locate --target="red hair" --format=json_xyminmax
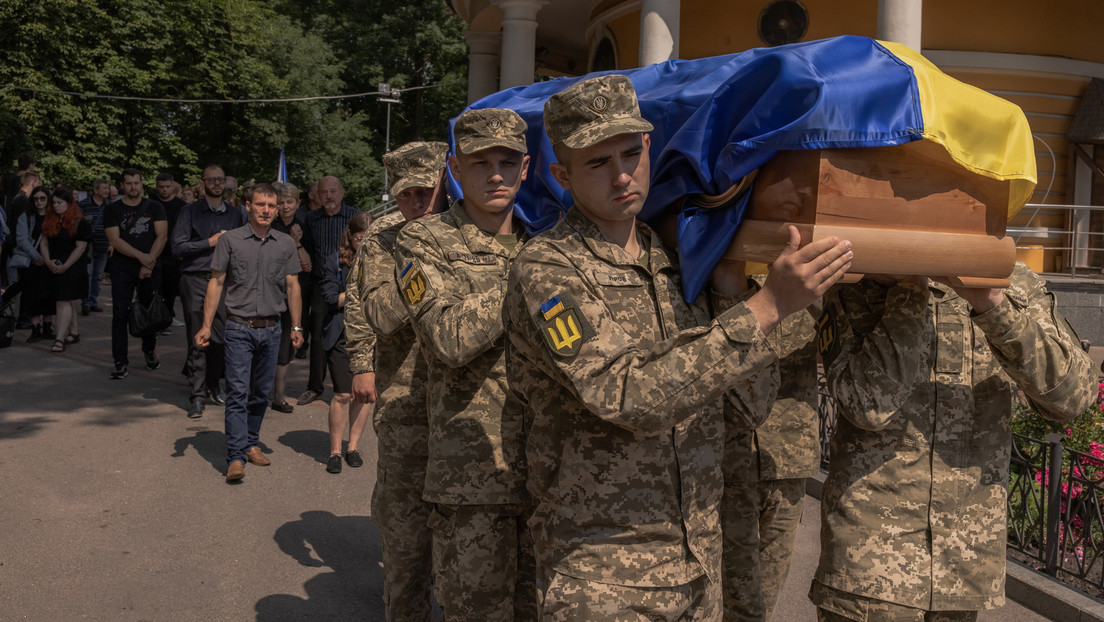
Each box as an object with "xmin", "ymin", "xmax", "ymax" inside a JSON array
[{"xmin": 42, "ymin": 190, "xmax": 82, "ymax": 238}]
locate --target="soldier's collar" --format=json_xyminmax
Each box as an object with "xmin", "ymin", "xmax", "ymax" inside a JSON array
[{"xmin": 565, "ymin": 209, "xmax": 672, "ymax": 272}]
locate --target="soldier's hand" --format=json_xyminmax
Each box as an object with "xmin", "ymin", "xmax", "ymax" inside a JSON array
[
  {"xmin": 353, "ymin": 372, "xmax": 378, "ymax": 404},
  {"xmin": 748, "ymin": 225, "xmax": 851, "ymax": 334}
]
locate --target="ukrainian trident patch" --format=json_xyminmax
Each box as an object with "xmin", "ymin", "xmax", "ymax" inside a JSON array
[
  {"xmin": 816, "ymin": 306, "xmax": 840, "ymax": 362},
  {"xmin": 399, "ymin": 260, "xmax": 429, "ymax": 306},
  {"xmin": 538, "ymin": 294, "xmax": 590, "ymax": 358}
]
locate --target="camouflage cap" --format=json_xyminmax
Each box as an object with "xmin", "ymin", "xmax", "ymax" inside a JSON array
[
  {"xmin": 383, "ymin": 141, "xmax": 448, "ymax": 197},
  {"xmin": 453, "ymin": 108, "xmax": 528, "ymax": 155},
  {"xmin": 544, "ymin": 74, "xmax": 654, "ymax": 149}
]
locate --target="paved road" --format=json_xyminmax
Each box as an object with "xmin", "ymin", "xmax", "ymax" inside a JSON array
[{"xmin": 0, "ymin": 292, "xmax": 1052, "ymax": 620}]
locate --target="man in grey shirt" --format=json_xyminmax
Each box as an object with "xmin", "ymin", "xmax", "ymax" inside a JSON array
[{"xmin": 195, "ymin": 183, "xmax": 303, "ymax": 483}]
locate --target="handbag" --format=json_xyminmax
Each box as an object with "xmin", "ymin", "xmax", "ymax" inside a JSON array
[{"xmin": 128, "ymin": 291, "xmax": 173, "ymax": 338}]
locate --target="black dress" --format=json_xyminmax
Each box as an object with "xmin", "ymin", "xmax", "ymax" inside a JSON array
[
  {"xmin": 19, "ymin": 212, "xmax": 54, "ymax": 317},
  {"xmin": 47, "ymin": 219, "xmax": 92, "ymax": 302}
]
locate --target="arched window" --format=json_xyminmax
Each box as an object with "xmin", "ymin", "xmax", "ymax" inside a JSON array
[{"xmin": 591, "ymin": 35, "xmax": 617, "ymax": 72}]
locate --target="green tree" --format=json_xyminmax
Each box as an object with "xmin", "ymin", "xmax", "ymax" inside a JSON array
[{"xmin": 0, "ymin": 0, "xmax": 394, "ymax": 207}]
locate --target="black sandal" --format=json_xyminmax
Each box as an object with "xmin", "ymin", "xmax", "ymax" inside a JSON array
[
  {"xmin": 64, "ymin": 333, "xmax": 80, "ymax": 344},
  {"xmin": 51, "ymin": 339, "xmax": 66, "ymax": 353}
]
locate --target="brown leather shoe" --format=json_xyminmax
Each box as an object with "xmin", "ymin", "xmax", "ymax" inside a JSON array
[
  {"xmin": 226, "ymin": 460, "xmax": 245, "ymax": 482},
  {"xmin": 245, "ymin": 447, "xmax": 271, "ymax": 466}
]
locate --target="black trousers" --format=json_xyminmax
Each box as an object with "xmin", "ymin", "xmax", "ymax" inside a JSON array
[
  {"xmin": 179, "ymin": 271, "xmax": 226, "ymax": 400},
  {"xmin": 161, "ymin": 262, "xmax": 181, "ymax": 319},
  {"xmin": 109, "ymin": 263, "xmax": 160, "ymax": 365},
  {"xmin": 307, "ymin": 284, "xmax": 329, "ymax": 393}
]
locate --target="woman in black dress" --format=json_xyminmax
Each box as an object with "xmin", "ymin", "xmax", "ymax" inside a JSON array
[
  {"xmin": 17, "ymin": 186, "xmax": 55, "ymax": 342},
  {"xmin": 39, "ymin": 187, "xmax": 90, "ymax": 352}
]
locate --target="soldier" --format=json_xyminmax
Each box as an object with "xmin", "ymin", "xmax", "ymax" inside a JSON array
[
  {"xmin": 812, "ymin": 267, "xmax": 1097, "ymax": 620},
  {"xmin": 503, "ymin": 74, "xmax": 853, "ymax": 619},
  {"xmin": 720, "ymin": 155, "xmax": 823, "ymax": 622},
  {"xmin": 346, "ymin": 141, "xmax": 449, "ymax": 621},
  {"xmin": 393, "ymin": 110, "xmax": 538, "ymax": 620}
]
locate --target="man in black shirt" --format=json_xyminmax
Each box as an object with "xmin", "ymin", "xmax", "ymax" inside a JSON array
[
  {"xmin": 154, "ymin": 172, "xmax": 187, "ymax": 330},
  {"xmin": 172, "ymin": 164, "xmax": 247, "ymax": 418},
  {"xmin": 296, "ymin": 175, "xmax": 355, "ymax": 405},
  {"xmin": 104, "ymin": 168, "xmax": 167, "ymax": 379}
]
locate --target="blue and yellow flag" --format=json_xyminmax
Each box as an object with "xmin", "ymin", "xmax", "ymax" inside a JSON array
[{"xmin": 453, "ymin": 35, "xmax": 1036, "ymax": 301}]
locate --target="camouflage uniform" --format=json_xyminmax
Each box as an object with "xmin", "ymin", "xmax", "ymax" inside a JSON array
[
  {"xmin": 723, "ymin": 277, "xmax": 820, "ymax": 622},
  {"xmin": 393, "ymin": 109, "xmax": 537, "ymax": 622},
  {"xmin": 345, "ymin": 141, "xmax": 447, "ymax": 622},
  {"xmin": 503, "ymin": 74, "xmax": 781, "ymax": 620},
  {"xmin": 812, "ymin": 264, "xmax": 1097, "ymax": 619}
]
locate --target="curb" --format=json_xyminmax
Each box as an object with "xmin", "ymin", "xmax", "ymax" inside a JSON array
[
  {"xmin": 805, "ymin": 472, "xmax": 1104, "ymax": 621},
  {"xmin": 1006, "ymin": 560, "xmax": 1104, "ymax": 622}
]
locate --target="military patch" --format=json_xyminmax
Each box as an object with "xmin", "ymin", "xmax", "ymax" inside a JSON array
[
  {"xmin": 399, "ymin": 261, "xmax": 430, "ymax": 306},
  {"xmin": 816, "ymin": 306, "xmax": 841, "ymax": 362},
  {"xmin": 538, "ymin": 295, "xmax": 591, "ymax": 358}
]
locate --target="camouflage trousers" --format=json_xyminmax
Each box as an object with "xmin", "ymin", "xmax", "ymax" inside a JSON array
[
  {"xmin": 428, "ymin": 502, "xmax": 539, "ymax": 621},
  {"xmin": 371, "ymin": 421, "xmax": 434, "ymax": 622},
  {"xmin": 721, "ymin": 477, "xmax": 806, "ymax": 622},
  {"xmin": 810, "ymin": 581, "xmax": 979, "ymax": 622},
  {"xmin": 539, "ymin": 572, "xmax": 719, "ymax": 621}
]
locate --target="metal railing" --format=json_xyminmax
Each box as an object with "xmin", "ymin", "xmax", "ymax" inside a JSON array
[
  {"xmin": 1007, "ymin": 432, "xmax": 1104, "ymax": 591},
  {"xmin": 1011, "ymin": 203, "xmax": 1104, "ymax": 277}
]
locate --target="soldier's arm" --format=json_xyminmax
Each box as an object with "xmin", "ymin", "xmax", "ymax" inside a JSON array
[
  {"xmin": 361, "ymin": 235, "xmax": 408, "ymax": 337},
  {"xmin": 969, "ymin": 265, "xmax": 1097, "ymax": 421},
  {"xmin": 508, "ymin": 247, "xmax": 779, "ymax": 435},
  {"xmin": 819, "ymin": 279, "xmax": 931, "ymax": 431},
  {"xmin": 344, "ymin": 242, "xmax": 376, "ymax": 375},
  {"xmin": 394, "ymin": 224, "xmax": 506, "ymax": 368}
]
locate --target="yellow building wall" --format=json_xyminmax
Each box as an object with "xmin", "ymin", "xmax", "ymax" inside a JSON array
[{"xmin": 924, "ymin": 0, "xmax": 1104, "ymax": 65}]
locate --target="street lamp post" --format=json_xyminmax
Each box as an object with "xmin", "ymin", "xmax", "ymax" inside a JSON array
[{"xmin": 378, "ymin": 82, "xmax": 401, "ymax": 201}]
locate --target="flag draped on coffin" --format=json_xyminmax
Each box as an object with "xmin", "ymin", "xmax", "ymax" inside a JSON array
[{"xmin": 449, "ymin": 35, "xmax": 1037, "ymax": 301}]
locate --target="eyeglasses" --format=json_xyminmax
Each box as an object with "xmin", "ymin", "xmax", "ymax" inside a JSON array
[{"xmin": 204, "ymin": 176, "xmax": 226, "ymax": 184}]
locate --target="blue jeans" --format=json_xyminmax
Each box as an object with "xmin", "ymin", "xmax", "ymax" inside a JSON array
[
  {"xmin": 223, "ymin": 319, "xmax": 281, "ymax": 465},
  {"xmin": 84, "ymin": 250, "xmax": 108, "ymax": 308}
]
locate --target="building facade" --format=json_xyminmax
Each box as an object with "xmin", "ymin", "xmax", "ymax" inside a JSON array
[{"xmin": 447, "ymin": 0, "xmax": 1104, "ymax": 274}]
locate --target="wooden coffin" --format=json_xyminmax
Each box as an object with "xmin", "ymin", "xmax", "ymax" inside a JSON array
[{"xmin": 722, "ymin": 140, "xmax": 1018, "ymax": 287}]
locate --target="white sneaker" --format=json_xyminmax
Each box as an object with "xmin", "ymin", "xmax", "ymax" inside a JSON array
[{"xmin": 171, "ymin": 318, "xmax": 185, "ymax": 327}]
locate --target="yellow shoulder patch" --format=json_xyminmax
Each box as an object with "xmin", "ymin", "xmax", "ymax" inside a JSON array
[
  {"xmin": 399, "ymin": 261, "xmax": 430, "ymax": 306},
  {"xmin": 538, "ymin": 295, "xmax": 590, "ymax": 358},
  {"xmin": 816, "ymin": 307, "xmax": 840, "ymax": 362}
]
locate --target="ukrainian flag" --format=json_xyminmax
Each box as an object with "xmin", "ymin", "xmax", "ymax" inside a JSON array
[{"xmin": 455, "ymin": 35, "xmax": 1036, "ymax": 301}]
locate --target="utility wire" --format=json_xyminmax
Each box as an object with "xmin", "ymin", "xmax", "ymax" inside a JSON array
[{"xmin": 0, "ymin": 80, "xmax": 462, "ymax": 104}]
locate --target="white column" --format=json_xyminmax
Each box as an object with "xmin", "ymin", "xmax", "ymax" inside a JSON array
[
  {"xmin": 639, "ymin": 0, "xmax": 680, "ymax": 66},
  {"xmin": 495, "ymin": 0, "xmax": 547, "ymax": 90},
  {"xmin": 466, "ymin": 30, "xmax": 502, "ymax": 103},
  {"xmin": 877, "ymin": 0, "xmax": 923, "ymax": 51}
]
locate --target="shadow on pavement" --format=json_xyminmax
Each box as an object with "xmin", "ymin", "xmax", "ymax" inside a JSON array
[
  {"xmin": 278, "ymin": 429, "xmax": 332, "ymax": 465},
  {"xmin": 256, "ymin": 510, "xmax": 384, "ymax": 621},
  {"xmin": 172, "ymin": 429, "xmax": 226, "ymax": 473}
]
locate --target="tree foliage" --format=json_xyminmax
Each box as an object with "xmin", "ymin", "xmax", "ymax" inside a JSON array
[{"xmin": 0, "ymin": 0, "xmax": 469, "ymax": 208}]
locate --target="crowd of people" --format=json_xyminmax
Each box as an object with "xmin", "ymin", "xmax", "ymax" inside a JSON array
[{"xmin": 2, "ymin": 72, "xmax": 1101, "ymax": 622}]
